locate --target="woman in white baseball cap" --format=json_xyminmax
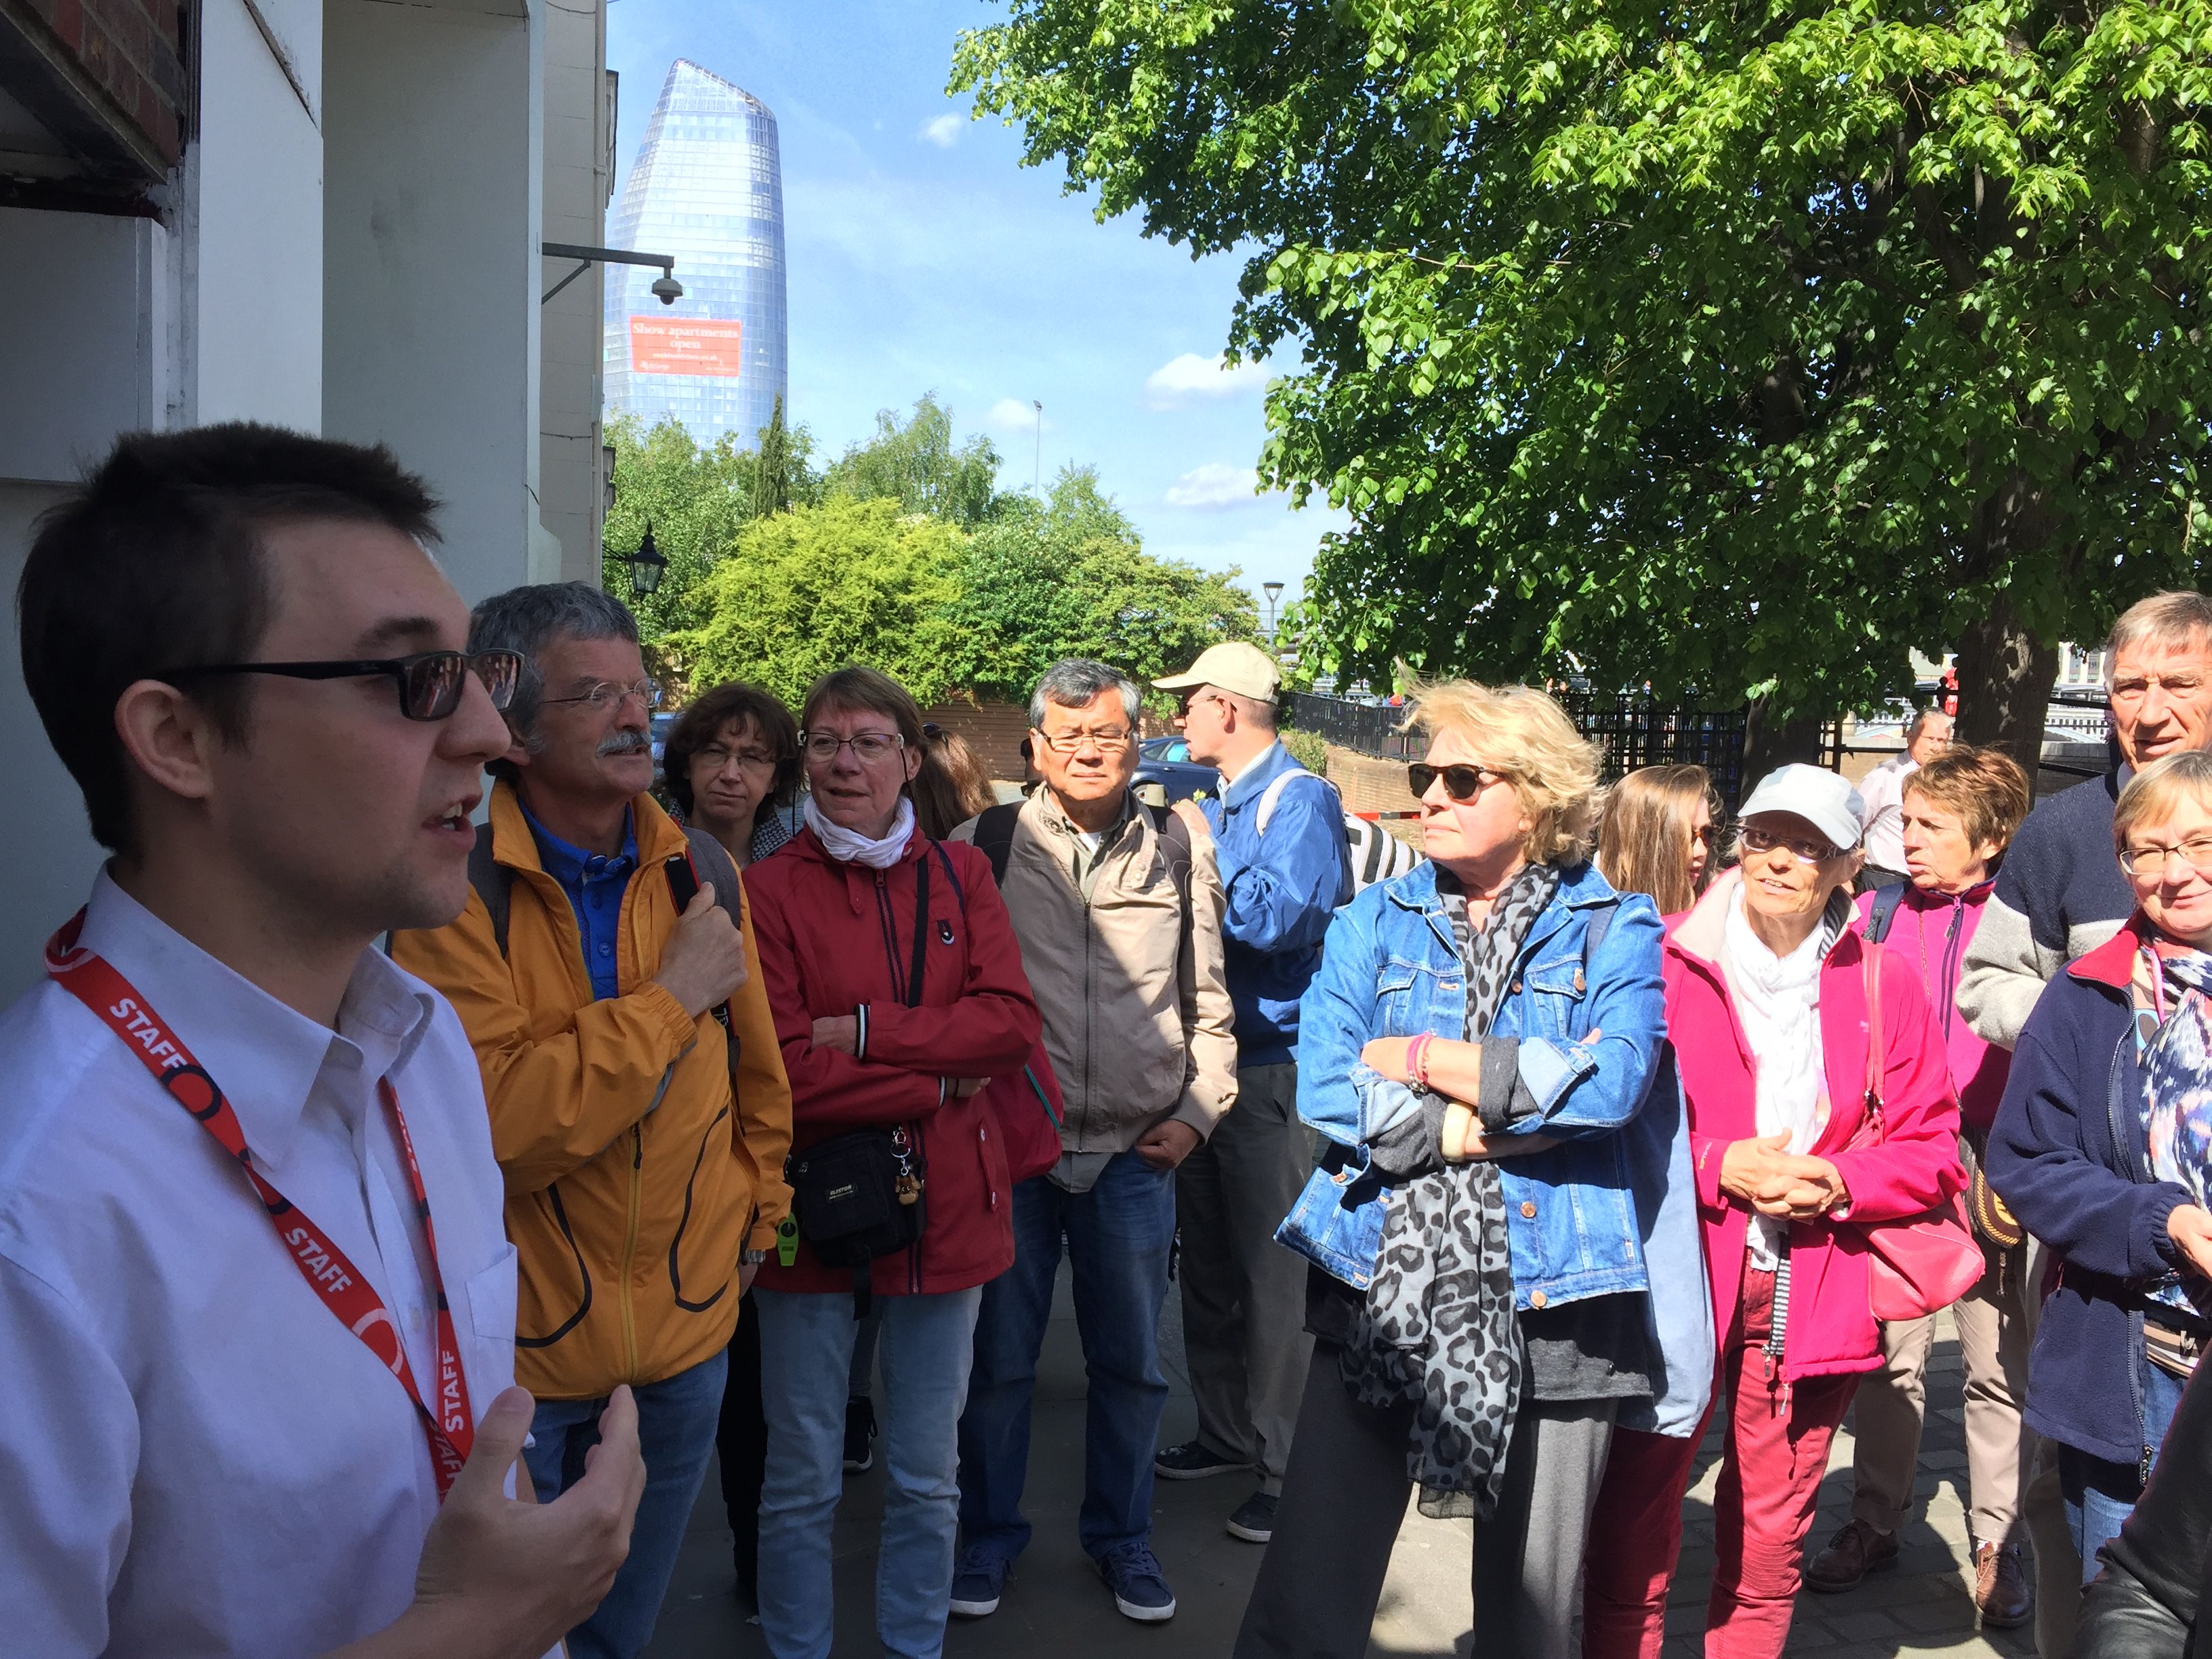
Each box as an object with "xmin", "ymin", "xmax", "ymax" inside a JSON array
[{"xmin": 1584, "ymin": 763, "xmax": 1964, "ymax": 1659}]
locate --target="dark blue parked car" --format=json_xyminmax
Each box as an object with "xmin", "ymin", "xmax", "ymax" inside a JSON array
[{"xmin": 1134, "ymin": 735, "xmax": 1218, "ymax": 806}]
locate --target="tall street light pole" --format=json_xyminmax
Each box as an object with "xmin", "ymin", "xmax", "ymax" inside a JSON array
[
  {"xmin": 1264, "ymin": 581, "xmax": 1285, "ymax": 639},
  {"xmin": 1033, "ymin": 401, "xmax": 1044, "ymax": 495}
]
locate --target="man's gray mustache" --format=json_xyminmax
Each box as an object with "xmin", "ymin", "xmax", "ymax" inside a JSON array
[{"xmin": 598, "ymin": 731, "xmax": 651, "ymax": 756}]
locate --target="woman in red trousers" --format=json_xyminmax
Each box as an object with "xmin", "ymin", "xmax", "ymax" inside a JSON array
[{"xmin": 1582, "ymin": 764, "xmax": 1963, "ymax": 1659}]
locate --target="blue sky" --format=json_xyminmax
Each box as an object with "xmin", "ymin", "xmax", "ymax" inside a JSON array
[{"xmin": 605, "ymin": 0, "xmax": 1343, "ymax": 617}]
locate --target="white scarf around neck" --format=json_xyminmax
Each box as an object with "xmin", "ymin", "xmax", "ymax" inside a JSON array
[
  {"xmin": 803, "ymin": 794, "xmax": 916, "ymax": 869},
  {"xmin": 1722, "ymin": 882, "xmax": 1842, "ymax": 1269}
]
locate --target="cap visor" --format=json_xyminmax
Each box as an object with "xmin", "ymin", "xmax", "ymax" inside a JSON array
[{"xmin": 1152, "ymin": 672, "xmax": 1206, "ymax": 691}]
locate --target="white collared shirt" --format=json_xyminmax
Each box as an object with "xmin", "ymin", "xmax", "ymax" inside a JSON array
[{"xmin": 0, "ymin": 873, "xmax": 520, "ymax": 1657}]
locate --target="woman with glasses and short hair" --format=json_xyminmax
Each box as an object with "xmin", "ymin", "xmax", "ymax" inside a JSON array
[
  {"xmin": 743, "ymin": 665, "xmax": 1041, "ymax": 1659},
  {"xmin": 662, "ymin": 681, "xmax": 804, "ymax": 869},
  {"xmin": 1583, "ymin": 764, "xmax": 1963, "ymax": 1659},
  {"xmin": 1987, "ymin": 749, "xmax": 2212, "ymax": 1589},
  {"xmin": 1239, "ymin": 680, "xmax": 1697, "ymax": 1659}
]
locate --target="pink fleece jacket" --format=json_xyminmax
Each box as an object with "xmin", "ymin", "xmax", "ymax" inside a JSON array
[{"xmin": 1665, "ymin": 871, "xmax": 1967, "ymax": 1381}]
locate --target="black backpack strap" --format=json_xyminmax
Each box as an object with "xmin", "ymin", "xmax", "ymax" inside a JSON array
[
  {"xmin": 908, "ymin": 846, "xmax": 933, "ymax": 1008},
  {"xmin": 1146, "ymin": 801, "xmax": 1200, "ymax": 1025},
  {"xmin": 468, "ymin": 823, "xmax": 515, "ymax": 959},
  {"xmin": 973, "ymin": 802, "xmax": 1023, "ymax": 888},
  {"xmin": 1580, "ymin": 897, "xmax": 1613, "ymax": 978},
  {"xmin": 665, "ymin": 830, "xmax": 745, "ymax": 1045},
  {"xmin": 1866, "ymin": 883, "xmax": 1905, "ymax": 944}
]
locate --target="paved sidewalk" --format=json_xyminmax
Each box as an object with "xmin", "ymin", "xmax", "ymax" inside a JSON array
[{"xmin": 644, "ymin": 1286, "xmax": 2034, "ymax": 1659}]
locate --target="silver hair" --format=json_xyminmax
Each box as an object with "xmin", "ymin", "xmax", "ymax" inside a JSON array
[
  {"xmin": 1029, "ymin": 658, "xmax": 1141, "ymax": 731},
  {"xmin": 2108, "ymin": 591, "xmax": 2212, "ymax": 672},
  {"xmin": 1904, "ymin": 707, "xmax": 1950, "ymax": 746},
  {"xmin": 468, "ymin": 581, "xmax": 640, "ymax": 775}
]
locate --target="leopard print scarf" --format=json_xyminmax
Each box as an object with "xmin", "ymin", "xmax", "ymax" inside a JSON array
[{"xmin": 1338, "ymin": 861, "xmax": 1560, "ymax": 1520}]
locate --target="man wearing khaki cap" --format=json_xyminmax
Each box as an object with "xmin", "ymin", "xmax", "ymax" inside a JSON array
[{"xmin": 1149, "ymin": 641, "xmax": 1351, "ymax": 1544}]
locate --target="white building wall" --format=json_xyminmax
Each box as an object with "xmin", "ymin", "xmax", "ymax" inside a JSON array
[
  {"xmin": 192, "ymin": 0, "xmax": 323, "ymax": 430},
  {"xmin": 539, "ymin": 0, "xmax": 611, "ymax": 585},
  {"xmin": 323, "ymin": 0, "xmax": 548, "ymax": 605}
]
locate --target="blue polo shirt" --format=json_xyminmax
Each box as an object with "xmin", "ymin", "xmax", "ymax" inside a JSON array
[{"xmin": 522, "ymin": 802, "xmax": 639, "ymax": 1002}]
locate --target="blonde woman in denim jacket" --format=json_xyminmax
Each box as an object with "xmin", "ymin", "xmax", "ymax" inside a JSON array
[{"xmin": 1236, "ymin": 681, "xmax": 1706, "ymax": 1659}]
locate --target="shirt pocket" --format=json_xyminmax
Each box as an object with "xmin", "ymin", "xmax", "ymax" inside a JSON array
[
  {"xmin": 461, "ymin": 1242, "xmax": 520, "ymax": 1403},
  {"xmin": 1376, "ymin": 957, "xmax": 1460, "ymax": 1037}
]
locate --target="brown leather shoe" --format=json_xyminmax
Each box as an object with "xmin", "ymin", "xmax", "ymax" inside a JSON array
[
  {"xmin": 1804, "ymin": 1518, "xmax": 1901, "ymax": 1592},
  {"xmin": 1974, "ymin": 1542, "xmax": 2033, "ymax": 1629}
]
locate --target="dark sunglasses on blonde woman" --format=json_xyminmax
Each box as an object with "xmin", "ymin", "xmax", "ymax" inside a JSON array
[{"xmin": 1407, "ymin": 762, "xmax": 1506, "ymax": 803}]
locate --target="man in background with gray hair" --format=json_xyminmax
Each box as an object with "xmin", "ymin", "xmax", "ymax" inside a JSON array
[
  {"xmin": 1858, "ymin": 707, "xmax": 1952, "ymax": 888},
  {"xmin": 948, "ymin": 658, "xmax": 1237, "ymax": 1626},
  {"xmin": 1956, "ymin": 588, "xmax": 2212, "ymax": 1659},
  {"xmin": 394, "ymin": 582, "xmax": 792, "ymax": 1659}
]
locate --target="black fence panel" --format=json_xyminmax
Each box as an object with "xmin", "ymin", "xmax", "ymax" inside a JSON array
[
  {"xmin": 1285, "ymin": 691, "xmax": 1751, "ymax": 810},
  {"xmin": 1281, "ymin": 691, "xmax": 1422, "ymax": 759}
]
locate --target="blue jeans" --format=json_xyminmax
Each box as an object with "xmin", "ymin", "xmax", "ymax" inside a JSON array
[
  {"xmin": 2057, "ymin": 1345, "xmax": 2188, "ymax": 1584},
  {"xmin": 523, "ymin": 1349, "xmax": 729, "ymax": 1659},
  {"xmin": 756, "ymin": 1286, "xmax": 983, "ymax": 1659},
  {"xmin": 958, "ymin": 1155, "xmax": 1177, "ymax": 1563}
]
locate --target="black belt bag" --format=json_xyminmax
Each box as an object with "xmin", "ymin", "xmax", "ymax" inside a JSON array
[
  {"xmin": 785, "ymin": 845, "xmax": 937, "ymax": 1307},
  {"xmin": 787, "ymin": 1124, "xmax": 924, "ymax": 1269}
]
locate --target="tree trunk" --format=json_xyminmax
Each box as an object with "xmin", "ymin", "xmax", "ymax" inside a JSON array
[
  {"xmin": 1952, "ymin": 592, "xmax": 2060, "ymax": 800},
  {"xmin": 1740, "ymin": 696, "xmax": 1826, "ymax": 781}
]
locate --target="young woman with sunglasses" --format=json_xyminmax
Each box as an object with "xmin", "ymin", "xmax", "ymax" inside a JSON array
[
  {"xmin": 1240, "ymin": 681, "xmax": 1694, "ymax": 1659},
  {"xmin": 1584, "ymin": 764, "xmax": 1963, "ymax": 1659}
]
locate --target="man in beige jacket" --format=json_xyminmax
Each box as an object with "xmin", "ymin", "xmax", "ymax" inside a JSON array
[{"xmin": 945, "ymin": 658, "xmax": 1237, "ymax": 1627}]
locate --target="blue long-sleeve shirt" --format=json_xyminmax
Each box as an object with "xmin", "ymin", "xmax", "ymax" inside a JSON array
[{"xmin": 1202, "ymin": 741, "xmax": 1352, "ymax": 1066}]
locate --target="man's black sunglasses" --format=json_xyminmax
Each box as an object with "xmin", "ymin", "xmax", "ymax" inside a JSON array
[
  {"xmin": 1407, "ymin": 762, "xmax": 1507, "ymax": 803},
  {"xmin": 165, "ymin": 649, "xmax": 523, "ymax": 722}
]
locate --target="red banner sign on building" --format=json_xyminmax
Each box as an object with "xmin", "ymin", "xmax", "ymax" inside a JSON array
[{"xmin": 629, "ymin": 315, "xmax": 745, "ymax": 377}]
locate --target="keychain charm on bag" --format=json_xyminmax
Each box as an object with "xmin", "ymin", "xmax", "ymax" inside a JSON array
[{"xmin": 893, "ymin": 1124, "xmax": 924, "ymax": 1206}]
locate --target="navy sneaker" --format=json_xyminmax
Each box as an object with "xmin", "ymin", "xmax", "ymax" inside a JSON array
[
  {"xmin": 1097, "ymin": 1541, "xmax": 1177, "ymax": 1622},
  {"xmin": 1153, "ymin": 1439, "xmax": 1245, "ymax": 1481},
  {"xmin": 949, "ymin": 1549, "xmax": 1008, "ymax": 1620},
  {"xmin": 1226, "ymin": 1491, "xmax": 1276, "ymax": 1543}
]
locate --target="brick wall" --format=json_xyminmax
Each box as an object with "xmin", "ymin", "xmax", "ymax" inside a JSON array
[
  {"xmin": 921, "ymin": 699, "xmax": 1031, "ymax": 781},
  {"xmin": 1326, "ymin": 743, "xmax": 1425, "ymax": 850},
  {"xmin": 17, "ymin": 0, "xmax": 188, "ymax": 171}
]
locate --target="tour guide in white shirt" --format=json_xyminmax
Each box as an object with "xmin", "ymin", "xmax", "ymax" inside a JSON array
[{"xmin": 0, "ymin": 424, "xmax": 644, "ymax": 1658}]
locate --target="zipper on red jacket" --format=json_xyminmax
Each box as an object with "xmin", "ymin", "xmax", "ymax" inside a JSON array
[{"xmin": 872, "ymin": 870, "xmax": 906, "ymax": 1001}]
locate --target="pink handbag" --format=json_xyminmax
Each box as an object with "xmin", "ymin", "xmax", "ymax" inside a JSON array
[{"xmin": 1843, "ymin": 939, "xmax": 1984, "ymax": 1321}]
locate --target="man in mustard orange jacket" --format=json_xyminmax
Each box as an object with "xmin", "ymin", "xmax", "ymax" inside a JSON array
[{"xmin": 394, "ymin": 583, "xmax": 791, "ymax": 1659}]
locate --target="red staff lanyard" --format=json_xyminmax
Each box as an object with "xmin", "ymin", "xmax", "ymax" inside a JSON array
[{"xmin": 45, "ymin": 909, "xmax": 474, "ymax": 1498}]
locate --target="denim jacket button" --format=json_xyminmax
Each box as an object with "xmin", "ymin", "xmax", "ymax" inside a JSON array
[
  {"xmin": 1530, "ymin": 1290, "xmax": 1548, "ymax": 1309},
  {"xmin": 1519, "ymin": 1200, "xmax": 1536, "ymax": 1219}
]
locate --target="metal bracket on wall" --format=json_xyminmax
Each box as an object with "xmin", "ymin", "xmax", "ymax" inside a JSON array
[{"xmin": 541, "ymin": 241, "xmax": 679, "ymax": 305}]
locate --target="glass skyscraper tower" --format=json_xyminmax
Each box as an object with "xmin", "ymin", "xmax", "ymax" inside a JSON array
[{"xmin": 605, "ymin": 60, "xmax": 788, "ymax": 447}]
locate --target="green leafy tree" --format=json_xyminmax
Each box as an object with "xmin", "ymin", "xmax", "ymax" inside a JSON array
[
  {"xmin": 601, "ymin": 414, "xmax": 754, "ymax": 642},
  {"xmin": 823, "ymin": 394, "xmax": 1010, "ymax": 527},
  {"xmin": 955, "ymin": 0, "xmax": 2212, "ymax": 777},
  {"xmin": 664, "ymin": 497, "xmax": 968, "ymax": 706},
  {"xmin": 945, "ymin": 467, "xmax": 1261, "ymax": 701}
]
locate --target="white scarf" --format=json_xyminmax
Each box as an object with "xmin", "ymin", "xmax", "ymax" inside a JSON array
[
  {"xmin": 802, "ymin": 794, "xmax": 916, "ymax": 869},
  {"xmin": 1721, "ymin": 883, "xmax": 1841, "ymax": 1269}
]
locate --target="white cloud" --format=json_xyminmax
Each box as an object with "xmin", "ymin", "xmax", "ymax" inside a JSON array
[
  {"xmin": 1166, "ymin": 464, "xmax": 1261, "ymax": 511},
  {"xmin": 1143, "ymin": 352, "xmax": 1272, "ymax": 409},
  {"xmin": 985, "ymin": 397, "xmax": 1050, "ymax": 434},
  {"xmin": 920, "ymin": 113, "xmax": 962, "ymax": 148}
]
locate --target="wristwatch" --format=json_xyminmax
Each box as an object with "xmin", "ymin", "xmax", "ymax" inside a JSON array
[{"xmin": 740, "ymin": 1248, "xmax": 769, "ymax": 1267}]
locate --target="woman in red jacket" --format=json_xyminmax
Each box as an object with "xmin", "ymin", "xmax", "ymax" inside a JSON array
[
  {"xmin": 745, "ymin": 666, "xmax": 1040, "ymax": 1659},
  {"xmin": 1583, "ymin": 764, "xmax": 1963, "ymax": 1659}
]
